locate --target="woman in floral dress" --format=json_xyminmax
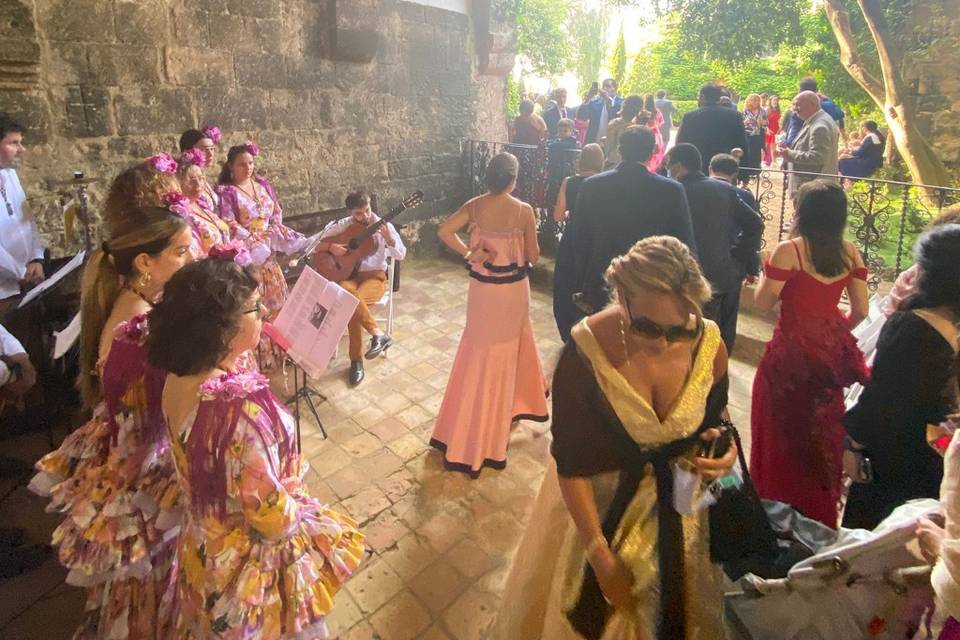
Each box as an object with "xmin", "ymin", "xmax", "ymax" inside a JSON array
[
  {"xmin": 31, "ymin": 195, "xmax": 194, "ymax": 638},
  {"xmin": 217, "ymin": 142, "xmax": 306, "ymax": 369},
  {"xmin": 148, "ymin": 256, "xmax": 364, "ymax": 638},
  {"xmin": 177, "ymin": 148, "xmax": 231, "ymax": 256},
  {"xmin": 178, "ymin": 125, "xmax": 222, "ymax": 207}
]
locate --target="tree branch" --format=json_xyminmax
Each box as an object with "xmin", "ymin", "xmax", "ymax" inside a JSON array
[
  {"xmin": 821, "ymin": 0, "xmax": 884, "ymax": 105},
  {"xmin": 856, "ymin": 0, "xmax": 905, "ymax": 106}
]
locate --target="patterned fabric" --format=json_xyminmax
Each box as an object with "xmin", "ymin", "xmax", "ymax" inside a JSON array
[
  {"xmin": 169, "ymin": 371, "xmax": 364, "ymax": 639},
  {"xmin": 217, "ymin": 177, "xmax": 306, "ymax": 369},
  {"xmin": 30, "ymin": 314, "xmax": 179, "ymax": 639},
  {"xmin": 186, "ymin": 195, "xmax": 231, "ymax": 256},
  {"xmin": 742, "ymin": 107, "xmax": 767, "ymax": 137}
]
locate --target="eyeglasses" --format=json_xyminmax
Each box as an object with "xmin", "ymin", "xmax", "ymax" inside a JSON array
[
  {"xmin": 244, "ymin": 300, "xmax": 264, "ymax": 317},
  {"xmin": 198, "ymin": 145, "xmax": 216, "ymax": 153},
  {"xmin": 623, "ymin": 296, "xmax": 703, "ymax": 343}
]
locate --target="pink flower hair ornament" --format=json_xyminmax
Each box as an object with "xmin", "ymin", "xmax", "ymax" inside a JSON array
[
  {"xmin": 180, "ymin": 148, "xmax": 209, "ymax": 168},
  {"xmin": 208, "ymin": 240, "xmax": 253, "ymax": 267},
  {"xmin": 147, "ymin": 152, "xmax": 179, "ymax": 174},
  {"xmin": 162, "ymin": 191, "xmax": 192, "ymax": 218},
  {"xmin": 201, "ymin": 125, "xmax": 222, "ymax": 144},
  {"xmin": 243, "ymin": 140, "xmax": 259, "ymax": 157}
]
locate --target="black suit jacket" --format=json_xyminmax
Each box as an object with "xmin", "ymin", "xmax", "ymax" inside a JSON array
[
  {"xmin": 678, "ymin": 172, "xmax": 763, "ymax": 293},
  {"xmin": 553, "ymin": 162, "xmax": 698, "ymax": 340},
  {"xmin": 676, "ymin": 105, "xmax": 749, "ymax": 166}
]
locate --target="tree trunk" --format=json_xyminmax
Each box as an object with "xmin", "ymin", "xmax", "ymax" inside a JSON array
[{"xmin": 822, "ymin": 0, "xmax": 953, "ymax": 188}]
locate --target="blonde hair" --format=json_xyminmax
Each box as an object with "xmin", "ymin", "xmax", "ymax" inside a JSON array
[
  {"xmin": 78, "ymin": 206, "xmax": 187, "ymax": 408},
  {"xmin": 745, "ymin": 93, "xmax": 762, "ymax": 111},
  {"xmin": 578, "ymin": 144, "xmax": 605, "ymax": 174},
  {"xmin": 103, "ymin": 163, "xmax": 180, "ymax": 231},
  {"xmin": 605, "ymin": 236, "xmax": 712, "ymax": 318}
]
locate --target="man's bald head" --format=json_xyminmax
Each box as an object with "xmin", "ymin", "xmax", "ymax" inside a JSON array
[{"xmin": 793, "ymin": 91, "xmax": 821, "ymax": 120}]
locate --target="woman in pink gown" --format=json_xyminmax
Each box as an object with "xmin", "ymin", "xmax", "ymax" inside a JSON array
[
  {"xmin": 430, "ymin": 152, "xmax": 550, "ymax": 477},
  {"xmin": 641, "ymin": 94, "xmax": 665, "ymax": 172}
]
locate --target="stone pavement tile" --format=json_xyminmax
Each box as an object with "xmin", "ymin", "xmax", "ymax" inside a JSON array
[
  {"xmin": 308, "ymin": 443, "xmax": 353, "ymax": 479},
  {"xmin": 408, "ymin": 558, "xmax": 468, "ymax": 614},
  {"xmin": 339, "ymin": 620, "xmax": 378, "ymax": 640},
  {"xmin": 302, "ymin": 471, "xmax": 338, "ymax": 505},
  {"xmin": 363, "ymin": 508, "xmax": 412, "ymax": 553},
  {"xmin": 374, "ymin": 391, "xmax": 413, "ymax": 414},
  {"xmin": 342, "ymin": 432, "xmax": 383, "ymax": 458},
  {"xmin": 327, "ymin": 462, "xmax": 375, "ymax": 500},
  {"xmin": 444, "ymin": 538, "xmax": 495, "ymax": 580},
  {"xmin": 354, "ymin": 449, "xmax": 405, "ymax": 482},
  {"xmin": 369, "ymin": 589, "xmax": 433, "ymax": 640},
  {"xmin": 421, "ymin": 623, "xmax": 454, "ymax": 640},
  {"xmin": 395, "ymin": 403, "xmax": 435, "ymax": 429},
  {"xmin": 353, "ymin": 405, "xmax": 389, "ymax": 429},
  {"xmin": 377, "ymin": 467, "xmax": 418, "ymax": 503},
  {"xmin": 472, "ymin": 510, "xmax": 525, "ymax": 557},
  {"xmin": 442, "ymin": 586, "xmax": 500, "ymax": 640},
  {"xmin": 345, "ymin": 557, "xmax": 406, "ymax": 615},
  {"xmin": 420, "ymin": 391, "xmax": 445, "ymax": 415},
  {"xmin": 386, "ymin": 432, "xmax": 426, "ymax": 461},
  {"xmin": 419, "ymin": 510, "xmax": 470, "ymax": 553},
  {"xmin": 0, "ymin": 586, "xmax": 83, "ymax": 640},
  {"xmin": 380, "ymin": 532, "xmax": 442, "ymax": 581},
  {"xmin": 324, "ymin": 590, "xmax": 366, "ymax": 638},
  {"xmin": 367, "ymin": 416, "xmax": 410, "ymax": 442},
  {"xmin": 472, "ymin": 472, "xmax": 521, "ymax": 506},
  {"xmin": 323, "ymin": 418, "xmax": 365, "ymax": 445},
  {"xmin": 340, "ymin": 486, "xmax": 393, "ymax": 525}
]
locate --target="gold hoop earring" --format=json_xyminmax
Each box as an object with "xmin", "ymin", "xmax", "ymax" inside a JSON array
[{"xmin": 138, "ymin": 272, "xmax": 152, "ymax": 290}]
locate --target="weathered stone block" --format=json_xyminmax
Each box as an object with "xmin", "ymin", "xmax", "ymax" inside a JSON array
[
  {"xmin": 226, "ymin": 0, "xmax": 278, "ymax": 19},
  {"xmin": 61, "ymin": 84, "xmax": 110, "ymax": 138},
  {"xmin": 36, "ymin": 0, "xmax": 115, "ymax": 43},
  {"xmin": 0, "ymin": 90, "xmax": 50, "ymax": 143},
  {"xmin": 0, "ymin": 38, "xmax": 40, "ymax": 66},
  {"xmin": 235, "ymin": 52, "xmax": 288, "ymax": 88},
  {"xmin": 114, "ymin": 87, "xmax": 193, "ymax": 135},
  {"xmin": 166, "ymin": 47, "xmax": 234, "ymax": 87},
  {"xmin": 88, "ymin": 44, "xmax": 161, "ymax": 85},
  {"xmin": 191, "ymin": 0, "xmax": 228, "ymax": 13},
  {"xmin": 115, "ymin": 0, "xmax": 168, "ymax": 45},
  {"xmin": 397, "ymin": 2, "xmax": 425, "ymax": 23},
  {"xmin": 44, "ymin": 43, "xmax": 89, "ymax": 85},
  {"xmin": 208, "ymin": 13, "xmax": 259, "ymax": 53},
  {"xmin": 286, "ymin": 58, "xmax": 335, "ymax": 89},
  {"xmin": 173, "ymin": 9, "xmax": 212, "ymax": 49},
  {"xmin": 331, "ymin": 28, "xmax": 380, "ymax": 63},
  {"xmin": 268, "ymin": 89, "xmax": 318, "ymax": 130},
  {"xmin": 250, "ymin": 18, "xmax": 288, "ymax": 53},
  {"xmin": 0, "ymin": 0, "xmax": 36, "ymax": 39},
  {"xmin": 425, "ymin": 6, "xmax": 469, "ymax": 33},
  {"xmin": 196, "ymin": 86, "xmax": 269, "ymax": 130}
]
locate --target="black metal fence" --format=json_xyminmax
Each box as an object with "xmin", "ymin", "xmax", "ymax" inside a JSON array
[{"xmin": 461, "ymin": 138, "xmax": 960, "ymax": 290}]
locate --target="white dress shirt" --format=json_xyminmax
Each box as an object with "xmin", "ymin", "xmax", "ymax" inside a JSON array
[
  {"xmin": 0, "ymin": 324, "xmax": 25, "ymax": 386},
  {"xmin": 320, "ymin": 216, "xmax": 406, "ymax": 273},
  {"xmin": 0, "ymin": 168, "xmax": 44, "ymax": 299}
]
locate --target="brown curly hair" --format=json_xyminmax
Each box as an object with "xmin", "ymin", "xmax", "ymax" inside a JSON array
[
  {"xmin": 147, "ymin": 258, "xmax": 260, "ymax": 376},
  {"xmin": 102, "ymin": 162, "xmax": 180, "ymax": 231}
]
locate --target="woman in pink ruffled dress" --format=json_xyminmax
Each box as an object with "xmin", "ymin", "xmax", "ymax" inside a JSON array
[
  {"xmin": 149, "ymin": 256, "xmax": 364, "ymax": 638},
  {"xmin": 176, "ymin": 149, "xmax": 231, "ymax": 256},
  {"xmin": 430, "ymin": 152, "xmax": 550, "ymax": 477},
  {"xmin": 31, "ymin": 191, "xmax": 194, "ymax": 638},
  {"xmin": 217, "ymin": 142, "xmax": 306, "ymax": 369},
  {"xmin": 640, "ymin": 94, "xmax": 665, "ymax": 172}
]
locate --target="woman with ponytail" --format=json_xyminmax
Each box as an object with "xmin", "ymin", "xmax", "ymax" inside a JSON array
[{"xmin": 31, "ymin": 203, "xmax": 193, "ymax": 639}]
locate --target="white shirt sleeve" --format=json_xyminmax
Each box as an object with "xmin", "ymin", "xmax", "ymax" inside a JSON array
[
  {"xmin": 383, "ymin": 223, "xmax": 407, "ymax": 261},
  {"xmin": 0, "ymin": 324, "xmax": 25, "ymax": 357}
]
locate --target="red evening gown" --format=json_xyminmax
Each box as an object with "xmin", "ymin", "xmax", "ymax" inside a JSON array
[{"xmin": 750, "ymin": 242, "xmax": 869, "ymax": 527}]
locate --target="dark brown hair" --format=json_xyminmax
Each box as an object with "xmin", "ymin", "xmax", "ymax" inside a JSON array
[
  {"xmin": 792, "ymin": 180, "xmax": 851, "ymax": 277},
  {"xmin": 103, "ymin": 163, "xmax": 179, "ymax": 231},
  {"xmin": 147, "ymin": 258, "xmax": 260, "ymax": 376},
  {"xmin": 345, "ymin": 189, "xmax": 370, "ymax": 210},
  {"xmin": 484, "ymin": 152, "xmax": 519, "ymax": 194},
  {"xmin": 217, "ymin": 145, "xmax": 252, "ymax": 185}
]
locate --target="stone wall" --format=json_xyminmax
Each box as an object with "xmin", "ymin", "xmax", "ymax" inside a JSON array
[
  {"xmin": 0, "ymin": 0, "xmax": 513, "ymax": 255},
  {"xmin": 901, "ymin": 0, "xmax": 960, "ymax": 172}
]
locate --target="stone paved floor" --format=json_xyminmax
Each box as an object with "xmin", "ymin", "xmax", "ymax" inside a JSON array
[{"xmin": 0, "ymin": 256, "xmax": 755, "ymax": 640}]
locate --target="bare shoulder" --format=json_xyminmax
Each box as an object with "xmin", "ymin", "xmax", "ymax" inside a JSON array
[
  {"xmin": 770, "ymin": 239, "xmax": 800, "ymax": 269},
  {"xmin": 843, "ymin": 240, "xmax": 865, "ymax": 267}
]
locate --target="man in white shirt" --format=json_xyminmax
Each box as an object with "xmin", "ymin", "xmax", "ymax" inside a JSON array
[
  {"xmin": 316, "ymin": 190, "xmax": 406, "ymax": 386},
  {"xmin": 0, "ymin": 116, "xmax": 45, "ymax": 304}
]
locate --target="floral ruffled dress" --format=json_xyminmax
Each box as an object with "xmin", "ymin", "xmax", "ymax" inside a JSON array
[
  {"xmin": 170, "ymin": 371, "xmax": 364, "ymax": 639},
  {"xmin": 30, "ymin": 314, "xmax": 180, "ymax": 639}
]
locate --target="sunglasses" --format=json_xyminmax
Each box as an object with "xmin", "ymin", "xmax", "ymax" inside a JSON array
[{"xmin": 623, "ymin": 297, "xmax": 702, "ymax": 343}]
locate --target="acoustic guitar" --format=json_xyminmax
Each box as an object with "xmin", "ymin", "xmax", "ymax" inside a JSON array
[{"xmin": 310, "ymin": 190, "xmax": 423, "ymax": 282}]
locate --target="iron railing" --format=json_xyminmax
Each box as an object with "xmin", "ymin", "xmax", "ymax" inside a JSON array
[{"xmin": 461, "ymin": 138, "xmax": 960, "ymax": 290}]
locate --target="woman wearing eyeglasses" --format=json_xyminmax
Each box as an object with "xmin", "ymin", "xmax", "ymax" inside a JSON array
[
  {"xmin": 750, "ymin": 180, "xmax": 869, "ymax": 528},
  {"xmin": 495, "ymin": 236, "xmax": 737, "ymax": 640}
]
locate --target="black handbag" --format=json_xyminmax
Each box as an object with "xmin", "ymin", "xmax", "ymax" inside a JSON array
[{"xmin": 708, "ymin": 423, "xmax": 779, "ymax": 564}]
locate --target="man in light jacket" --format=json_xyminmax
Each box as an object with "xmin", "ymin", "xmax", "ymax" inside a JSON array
[{"xmin": 779, "ymin": 91, "xmax": 839, "ymax": 199}]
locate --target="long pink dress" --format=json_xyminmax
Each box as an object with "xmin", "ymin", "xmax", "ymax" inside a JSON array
[{"xmin": 430, "ymin": 211, "xmax": 550, "ymax": 477}]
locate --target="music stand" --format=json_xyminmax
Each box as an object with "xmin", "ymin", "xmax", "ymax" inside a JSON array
[{"xmin": 286, "ymin": 358, "xmax": 327, "ymax": 450}]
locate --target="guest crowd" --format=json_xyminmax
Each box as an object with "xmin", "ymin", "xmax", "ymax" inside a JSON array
[{"xmin": 0, "ymin": 70, "xmax": 956, "ymax": 640}]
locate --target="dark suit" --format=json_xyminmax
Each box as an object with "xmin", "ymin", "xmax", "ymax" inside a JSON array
[
  {"xmin": 676, "ymin": 104, "xmax": 749, "ymax": 167},
  {"xmin": 553, "ymin": 162, "xmax": 698, "ymax": 341},
  {"xmin": 678, "ymin": 172, "xmax": 763, "ymax": 351},
  {"xmin": 543, "ymin": 103, "xmax": 569, "ymax": 138}
]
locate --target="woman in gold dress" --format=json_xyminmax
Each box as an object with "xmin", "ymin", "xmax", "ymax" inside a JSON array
[{"xmin": 495, "ymin": 236, "xmax": 738, "ymax": 640}]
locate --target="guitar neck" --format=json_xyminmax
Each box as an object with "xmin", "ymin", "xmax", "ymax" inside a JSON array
[{"xmin": 354, "ymin": 204, "xmax": 406, "ymax": 243}]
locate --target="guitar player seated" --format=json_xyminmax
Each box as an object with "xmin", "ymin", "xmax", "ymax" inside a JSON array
[{"xmin": 316, "ymin": 190, "xmax": 406, "ymax": 385}]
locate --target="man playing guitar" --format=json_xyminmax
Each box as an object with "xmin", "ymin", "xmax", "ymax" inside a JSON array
[{"xmin": 316, "ymin": 190, "xmax": 406, "ymax": 386}]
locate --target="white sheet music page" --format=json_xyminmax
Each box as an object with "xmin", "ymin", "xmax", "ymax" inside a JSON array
[
  {"xmin": 18, "ymin": 250, "xmax": 86, "ymax": 309},
  {"xmin": 53, "ymin": 311, "xmax": 81, "ymax": 360},
  {"xmin": 272, "ymin": 267, "xmax": 359, "ymax": 378}
]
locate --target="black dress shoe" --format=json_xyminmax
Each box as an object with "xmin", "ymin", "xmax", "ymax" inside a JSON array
[
  {"xmin": 349, "ymin": 360, "xmax": 365, "ymax": 386},
  {"xmin": 364, "ymin": 334, "xmax": 394, "ymax": 360}
]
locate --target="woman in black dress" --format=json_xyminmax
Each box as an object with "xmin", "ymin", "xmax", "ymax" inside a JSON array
[{"xmin": 843, "ymin": 224, "xmax": 960, "ymax": 529}]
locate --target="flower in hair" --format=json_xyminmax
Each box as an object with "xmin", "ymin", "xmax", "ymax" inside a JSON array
[
  {"xmin": 243, "ymin": 140, "xmax": 259, "ymax": 157},
  {"xmin": 201, "ymin": 125, "xmax": 222, "ymax": 144},
  {"xmin": 162, "ymin": 191, "xmax": 191, "ymax": 218},
  {"xmin": 208, "ymin": 240, "xmax": 253, "ymax": 266},
  {"xmin": 148, "ymin": 152, "xmax": 178, "ymax": 174},
  {"xmin": 181, "ymin": 148, "xmax": 209, "ymax": 168}
]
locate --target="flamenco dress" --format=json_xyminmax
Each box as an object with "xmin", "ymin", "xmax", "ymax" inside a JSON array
[
  {"xmin": 169, "ymin": 370, "xmax": 364, "ymax": 638},
  {"xmin": 750, "ymin": 243, "xmax": 869, "ymax": 527},
  {"xmin": 30, "ymin": 314, "xmax": 180, "ymax": 639}
]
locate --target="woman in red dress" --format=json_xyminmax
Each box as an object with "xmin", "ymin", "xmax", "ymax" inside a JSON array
[
  {"xmin": 750, "ymin": 180, "xmax": 870, "ymax": 527},
  {"xmin": 764, "ymin": 95, "xmax": 781, "ymax": 166}
]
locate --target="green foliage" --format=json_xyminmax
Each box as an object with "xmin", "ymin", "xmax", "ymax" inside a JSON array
[
  {"xmin": 503, "ymin": 0, "xmax": 572, "ymax": 77},
  {"xmin": 506, "ymin": 75, "xmax": 523, "ymax": 120},
  {"xmin": 609, "ymin": 25, "xmax": 627, "ymax": 87},
  {"xmin": 568, "ymin": 3, "xmax": 608, "ymax": 96}
]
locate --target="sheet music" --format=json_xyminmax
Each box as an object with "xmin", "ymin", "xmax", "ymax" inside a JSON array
[
  {"xmin": 18, "ymin": 250, "xmax": 86, "ymax": 309},
  {"xmin": 272, "ymin": 267, "xmax": 358, "ymax": 378},
  {"xmin": 53, "ymin": 312, "xmax": 81, "ymax": 360}
]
